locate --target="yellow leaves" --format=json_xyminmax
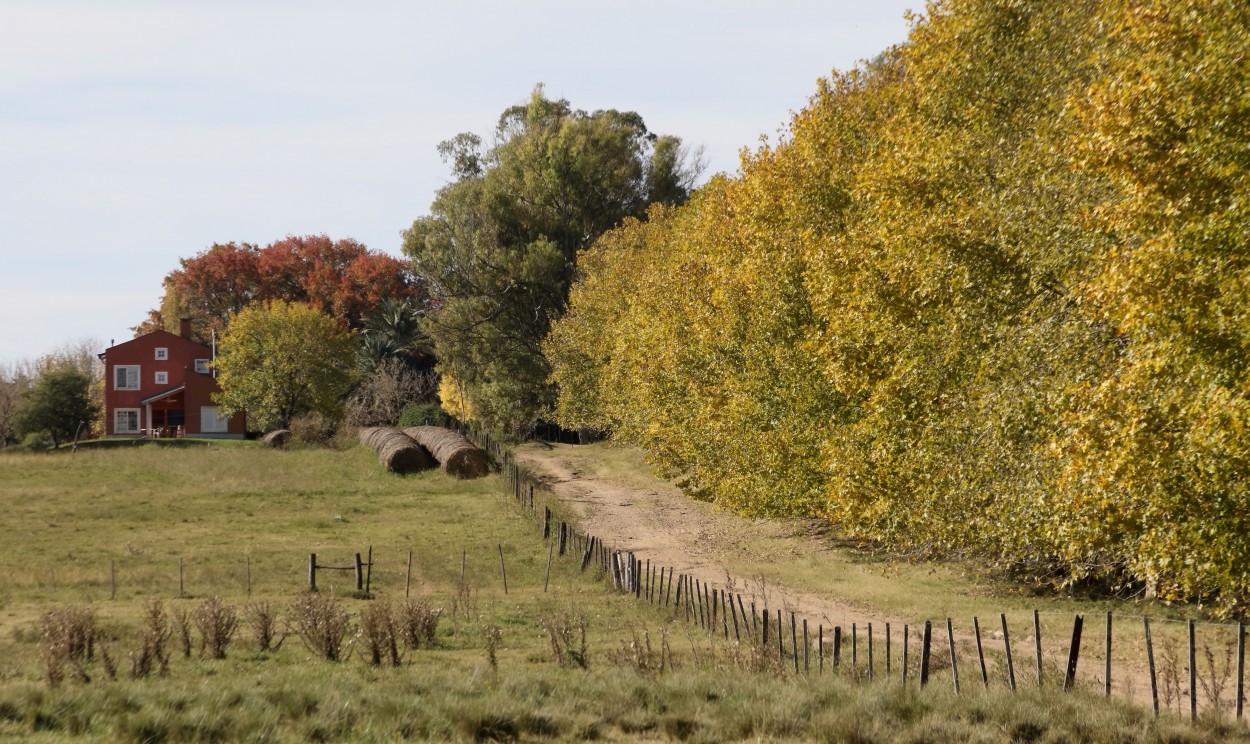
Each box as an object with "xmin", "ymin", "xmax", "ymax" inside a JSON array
[{"xmin": 543, "ymin": 0, "xmax": 1250, "ymax": 612}]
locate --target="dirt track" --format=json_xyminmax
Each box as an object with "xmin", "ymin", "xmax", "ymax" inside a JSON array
[{"xmin": 515, "ymin": 444, "xmax": 904, "ymax": 633}]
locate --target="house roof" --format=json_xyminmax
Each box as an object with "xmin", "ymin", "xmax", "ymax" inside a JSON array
[{"xmin": 139, "ymin": 385, "xmax": 186, "ymax": 405}]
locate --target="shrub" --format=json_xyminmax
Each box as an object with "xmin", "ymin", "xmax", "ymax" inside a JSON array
[
  {"xmin": 131, "ymin": 600, "xmax": 171, "ymax": 678},
  {"xmin": 40, "ymin": 606, "xmax": 96, "ymax": 685},
  {"xmin": 288, "ymin": 413, "xmax": 337, "ymax": 447},
  {"xmin": 398, "ymin": 599, "xmax": 441, "ymax": 649},
  {"xmin": 245, "ymin": 601, "xmax": 285, "ymax": 653},
  {"xmin": 359, "ymin": 599, "xmax": 402, "ymax": 667},
  {"xmin": 398, "ymin": 403, "xmax": 446, "ymax": 428},
  {"xmin": 192, "ymin": 596, "xmax": 238, "ymax": 659},
  {"xmin": 288, "ymin": 593, "xmax": 352, "ymax": 661}
]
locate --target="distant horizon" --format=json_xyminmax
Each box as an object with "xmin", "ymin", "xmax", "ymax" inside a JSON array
[{"xmin": 0, "ymin": 1, "xmax": 918, "ymax": 369}]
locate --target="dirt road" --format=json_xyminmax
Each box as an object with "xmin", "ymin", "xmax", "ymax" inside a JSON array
[{"xmin": 515, "ymin": 444, "xmax": 904, "ymax": 633}]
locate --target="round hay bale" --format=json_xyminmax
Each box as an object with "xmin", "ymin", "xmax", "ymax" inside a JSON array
[
  {"xmin": 358, "ymin": 427, "xmax": 435, "ymax": 474},
  {"xmin": 403, "ymin": 426, "xmax": 489, "ymax": 479},
  {"xmin": 261, "ymin": 429, "xmax": 291, "ymax": 448}
]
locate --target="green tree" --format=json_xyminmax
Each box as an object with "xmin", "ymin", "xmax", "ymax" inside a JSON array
[
  {"xmin": 214, "ymin": 300, "xmax": 357, "ymax": 431},
  {"xmin": 13, "ymin": 366, "xmax": 99, "ymax": 449},
  {"xmin": 403, "ymin": 84, "xmax": 703, "ymax": 431}
]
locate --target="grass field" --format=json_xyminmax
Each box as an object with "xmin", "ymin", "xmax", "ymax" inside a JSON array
[{"xmin": 0, "ymin": 443, "xmax": 1245, "ymax": 742}]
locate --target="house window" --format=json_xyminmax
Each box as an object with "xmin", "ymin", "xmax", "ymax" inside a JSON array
[
  {"xmin": 194, "ymin": 359, "xmax": 210, "ymax": 374},
  {"xmin": 115, "ymin": 408, "xmax": 140, "ymax": 434},
  {"xmin": 114, "ymin": 365, "xmax": 140, "ymax": 390},
  {"xmin": 200, "ymin": 406, "xmax": 229, "ymax": 433},
  {"xmin": 155, "ymin": 371, "xmax": 168, "ymax": 385},
  {"xmin": 154, "ymin": 347, "xmax": 168, "ymax": 360}
]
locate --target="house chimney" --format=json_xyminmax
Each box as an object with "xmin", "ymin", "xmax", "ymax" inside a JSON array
[{"xmin": 180, "ymin": 318, "xmax": 192, "ymax": 339}]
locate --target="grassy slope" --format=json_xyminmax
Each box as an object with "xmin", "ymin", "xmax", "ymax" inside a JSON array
[{"xmin": 0, "ymin": 445, "xmax": 1242, "ymax": 742}]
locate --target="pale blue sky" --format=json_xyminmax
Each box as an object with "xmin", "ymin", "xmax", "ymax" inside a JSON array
[{"xmin": 0, "ymin": 0, "xmax": 917, "ymax": 367}]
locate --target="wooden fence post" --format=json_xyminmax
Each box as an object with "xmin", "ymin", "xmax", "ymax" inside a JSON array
[
  {"xmin": 1105, "ymin": 612, "xmax": 1112, "ymax": 698},
  {"xmin": 1189, "ymin": 619, "xmax": 1197, "ymax": 723},
  {"xmin": 1001, "ymin": 614, "xmax": 1016, "ymax": 692},
  {"xmin": 791, "ymin": 612, "xmax": 799, "ymax": 673},
  {"xmin": 947, "ymin": 618, "xmax": 959, "ymax": 694},
  {"xmin": 819, "ymin": 625, "xmax": 825, "ymax": 675},
  {"xmin": 365, "ymin": 545, "xmax": 373, "ymax": 594},
  {"xmin": 1064, "ymin": 614, "xmax": 1083, "ymax": 693},
  {"xmin": 1034, "ymin": 609, "xmax": 1043, "ymax": 688},
  {"xmin": 886, "ymin": 622, "xmax": 892, "ymax": 676},
  {"xmin": 803, "ymin": 618, "xmax": 809, "ymax": 673},
  {"xmin": 920, "ymin": 620, "xmax": 932, "ymax": 687},
  {"xmin": 309, "ymin": 553, "xmax": 317, "ymax": 592},
  {"xmin": 973, "ymin": 617, "xmax": 988, "ymax": 688},
  {"xmin": 354, "ymin": 552, "xmax": 363, "ymax": 592},
  {"xmin": 1144, "ymin": 616, "xmax": 1159, "ymax": 717},
  {"xmin": 777, "ymin": 609, "xmax": 785, "ymax": 664},
  {"xmin": 1237, "ymin": 620, "xmax": 1245, "ymax": 722},
  {"xmin": 498, "ymin": 544, "xmax": 508, "ymax": 595},
  {"xmin": 834, "ymin": 625, "xmax": 842, "ymax": 669},
  {"xmin": 405, "ymin": 550, "xmax": 413, "ymax": 598},
  {"xmin": 543, "ymin": 541, "xmax": 553, "ymax": 593}
]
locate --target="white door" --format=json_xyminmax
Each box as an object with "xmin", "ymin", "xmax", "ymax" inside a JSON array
[{"xmin": 200, "ymin": 406, "xmax": 229, "ymax": 433}]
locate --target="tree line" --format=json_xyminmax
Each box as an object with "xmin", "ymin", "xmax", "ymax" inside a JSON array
[{"xmin": 544, "ymin": 0, "xmax": 1250, "ymax": 612}]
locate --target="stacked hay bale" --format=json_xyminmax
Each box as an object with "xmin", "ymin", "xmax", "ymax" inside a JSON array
[
  {"xmin": 358, "ymin": 427, "xmax": 435, "ymax": 474},
  {"xmin": 404, "ymin": 426, "xmax": 489, "ymax": 479},
  {"xmin": 261, "ymin": 429, "xmax": 291, "ymax": 447}
]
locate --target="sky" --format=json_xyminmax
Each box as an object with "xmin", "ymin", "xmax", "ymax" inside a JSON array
[{"xmin": 0, "ymin": 0, "xmax": 918, "ymax": 368}]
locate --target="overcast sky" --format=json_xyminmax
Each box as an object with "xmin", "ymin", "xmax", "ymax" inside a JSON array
[{"xmin": 0, "ymin": 0, "xmax": 917, "ymax": 368}]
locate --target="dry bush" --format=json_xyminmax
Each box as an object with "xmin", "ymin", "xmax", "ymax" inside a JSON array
[
  {"xmin": 173, "ymin": 607, "xmax": 192, "ymax": 658},
  {"xmin": 192, "ymin": 596, "xmax": 238, "ymax": 659},
  {"xmin": 484, "ymin": 625, "xmax": 503, "ymax": 673},
  {"xmin": 288, "ymin": 593, "xmax": 353, "ymax": 661},
  {"xmin": 130, "ymin": 600, "xmax": 171, "ymax": 678},
  {"xmin": 608, "ymin": 627, "xmax": 670, "ymax": 679},
  {"xmin": 289, "ymin": 413, "xmax": 337, "ymax": 447},
  {"xmin": 245, "ymin": 601, "xmax": 285, "ymax": 653},
  {"xmin": 539, "ymin": 611, "xmax": 587, "ymax": 669},
  {"xmin": 344, "ymin": 359, "xmax": 437, "ymax": 427},
  {"xmin": 40, "ymin": 606, "xmax": 96, "ymax": 686},
  {"xmin": 360, "ymin": 599, "xmax": 402, "ymax": 667},
  {"xmin": 398, "ymin": 599, "xmax": 441, "ymax": 649}
]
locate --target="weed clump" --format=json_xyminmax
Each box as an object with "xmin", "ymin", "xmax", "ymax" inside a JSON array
[
  {"xmin": 40, "ymin": 606, "xmax": 96, "ymax": 685},
  {"xmin": 360, "ymin": 599, "xmax": 402, "ymax": 667},
  {"xmin": 192, "ymin": 596, "xmax": 238, "ymax": 659},
  {"xmin": 245, "ymin": 601, "xmax": 285, "ymax": 653},
  {"xmin": 539, "ymin": 611, "xmax": 587, "ymax": 669},
  {"xmin": 130, "ymin": 600, "xmax": 171, "ymax": 678},
  {"xmin": 289, "ymin": 593, "xmax": 353, "ymax": 661},
  {"xmin": 398, "ymin": 599, "xmax": 441, "ymax": 649}
]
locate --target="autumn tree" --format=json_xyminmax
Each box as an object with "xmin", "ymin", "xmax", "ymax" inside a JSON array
[
  {"xmin": 403, "ymin": 85, "xmax": 703, "ymax": 431},
  {"xmin": 549, "ymin": 0, "xmax": 1250, "ymax": 611},
  {"xmin": 138, "ymin": 236, "xmax": 422, "ymax": 341},
  {"xmin": 213, "ymin": 301, "xmax": 356, "ymax": 431}
]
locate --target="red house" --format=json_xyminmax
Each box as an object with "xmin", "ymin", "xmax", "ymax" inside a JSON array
[{"xmin": 99, "ymin": 319, "xmax": 246, "ymax": 438}]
